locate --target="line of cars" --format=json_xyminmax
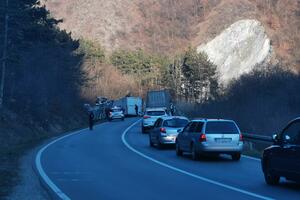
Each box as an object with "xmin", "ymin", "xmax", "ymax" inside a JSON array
[
  {"xmin": 141, "ymin": 107, "xmax": 300, "ymax": 185},
  {"xmin": 142, "ymin": 107, "xmax": 243, "ymax": 161}
]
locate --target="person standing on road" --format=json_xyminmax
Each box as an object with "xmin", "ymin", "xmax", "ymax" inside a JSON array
[
  {"xmin": 170, "ymin": 103, "xmax": 175, "ymax": 116},
  {"xmin": 105, "ymin": 107, "xmax": 111, "ymax": 120},
  {"xmin": 135, "ymin": 104, "xmax": 139, "ymax": 116},
  {"xmin": 89, "ymin": 111, "xmax": 94, "ymax": 131}
]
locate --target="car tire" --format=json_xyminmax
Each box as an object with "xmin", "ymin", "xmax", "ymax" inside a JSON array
[
  {"xmin": 231, "ymin": 153, "xmax": 241, "ymax": 161},
  {"xmin": 264, "ymin": 164, "xmax": 280, "ymax": 185},
  {"xmin": 122, "ymin": 117, "xmax": 125, "ymax": 121},
  {"xmin": 157, "ymin": 138, "xmax": 163, "ymax": 149},
  {"xmin": 142, "ymin": 127, "xmax": 146, "ymax": 134},
  {"xmin": 176, "ymin": 141, "xmax": 183, "ymax": 156},
  {"xmin": 191, "ymin": 144, "xmax": 199, "ymax": 161}
]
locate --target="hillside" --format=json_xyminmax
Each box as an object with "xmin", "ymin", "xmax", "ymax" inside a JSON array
[
  {"xmin": 44, "ymin": 0, "xmax": 300, "ymax": 71},
  {"xmin": 0, "ymin": 0, "xmax": 87, "ymax": 197}
]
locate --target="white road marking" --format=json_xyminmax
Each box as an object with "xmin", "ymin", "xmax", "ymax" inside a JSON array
[
  {"xmin": 36, "ymin": 119, "xmax": 265, "ymax": 200},
  {"xmin": 35, "ymin": 128, "xmax": 89, "ymax": 200},
  {"xmin": 122, "ymin": 120, "xmax": 274, "ymax": 200},
  {"xmin": 242, "ymin": 155, "xmax": 261, "ymax": 162}
]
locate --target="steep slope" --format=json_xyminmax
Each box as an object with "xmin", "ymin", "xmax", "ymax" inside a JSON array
[
  {"xmin": 197, "ymin": 19, "xmax": 272, "ymax": 85},
  {"xmin": 192, "ymin": 0, "xmax": 300, "ymax": 71},
  {"xmin": 44, "ymin": 0, "xmax": 300, "ymax": 70}
]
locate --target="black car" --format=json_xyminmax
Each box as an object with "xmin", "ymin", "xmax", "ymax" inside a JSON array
[{"xmin": 262, "ymin": 117, "xmax": 300, "ymax": 185}]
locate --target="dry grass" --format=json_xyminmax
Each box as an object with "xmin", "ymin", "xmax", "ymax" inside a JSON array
[
  {"xmin": 44, "ymin": 0, "xmax": 300, "ymax": 71},
  {"xmin": 80, "ymin": 59, "xmax": 140, "ymax": 100}
]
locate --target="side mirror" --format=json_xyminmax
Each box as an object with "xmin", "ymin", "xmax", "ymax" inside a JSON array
[
  {"xmin": 272, "ymin": 134, "xmax": 279, "ymax": 144},
  {"xmin": 283, "ymin": 135, "xmax": 291, "ymax": 143},
  {"xmin": 177, "ymin": 129, "xmax": 183, "ymax": 133}
]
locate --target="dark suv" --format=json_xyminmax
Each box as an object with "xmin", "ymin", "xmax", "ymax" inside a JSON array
[{"xmin": 262, "ymin": 117, "xmax": 300, "ymax": 185}]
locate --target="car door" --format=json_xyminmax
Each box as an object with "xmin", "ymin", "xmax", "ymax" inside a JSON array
[
  {"xmin": 178, "ymin": 122, "xmax": 192, "ymax": 151},
  {"xmin": 183, "ymin": 122, "xmax": 198, "ymax": 151},
  {"xmin": 274, "ymin": 120, "xmax": 300, "ymax": 178},
  {"xmin": 154, "ymin": 118, "xmax": 163, "ymax": 143},
  {"xmin": 150, "ymin": 119, "xmax": 160, "ymax": 143},
  {"xmin": 293, "ymin": 129, "xmax": 300, "ymax": 181}
]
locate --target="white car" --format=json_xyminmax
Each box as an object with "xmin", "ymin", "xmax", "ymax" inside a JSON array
[
  {"xmin": 108, "ymin": 107, "xmax": 125, "ymax": 121},
  {"xmin": 142, "ymin": 108, "xmax": 168, "ymax": 133}
]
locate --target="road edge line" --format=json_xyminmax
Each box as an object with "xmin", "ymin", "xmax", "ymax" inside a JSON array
[
  {"xmin": 121, "ymin": 120, "xmax": 274, "ymax": 200},
  {"xmin": 35, "ymin": 128, "xmax": 88, "ymax": 200},
  {"xmin": 242, "ymin": 155, "xmax": 261, "ymax": 162}
]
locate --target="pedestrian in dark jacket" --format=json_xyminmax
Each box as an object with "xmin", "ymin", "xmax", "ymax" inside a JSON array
[
  {"xmin": 105, "ymin": 107, "xmax": 111, "ymax": 120},
  {"xmin": 89, "ymin": 112, "xmax": 94, "ymax": 130},
  {"xmin": 135, "ymin": 104, "xmax": 139, "ymax": 116}
]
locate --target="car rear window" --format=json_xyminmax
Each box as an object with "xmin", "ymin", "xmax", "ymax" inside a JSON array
[
  {"xmin": 163, "ymin": 118, "xmax": 189, "ymax": 128},
  {"xmin": 112, "ymin": 108, "xmax": 122, "ymax": 112},
  {"xmin": 205, "ymin": 121, "xmax": 239, "ymax": 134},
  {"xmin": 146, "ymin": 111, "xmax": 166, "ymax": 116}
]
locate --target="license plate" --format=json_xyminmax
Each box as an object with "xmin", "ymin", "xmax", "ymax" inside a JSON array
[{"xmin": 215, "ymin": 138, "xmax": 231, "ymax": 143}]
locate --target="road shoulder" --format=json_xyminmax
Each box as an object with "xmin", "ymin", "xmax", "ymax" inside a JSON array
[{"xmin": 5, "ymin": 149, "xmax": 50, "ymax": 200}]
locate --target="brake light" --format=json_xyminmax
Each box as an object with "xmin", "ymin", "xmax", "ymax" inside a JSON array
[
  {"xmin": 143, "ymin": 115, "xmax": 151, "ymax": 119},
  {"xmin": 109, "ymin": 112, "xmax": 112, "ymax": 116},
  {"xmin": 160, "ymin": 127, "xmax": 166, "ymax": 133},
  {"xmin": 239, "ymin": 134, "xmax": 243, "ymax": 141},
  {"xmin": 199, "ymin": 134, "xmax": 206, "ymax": 142}
]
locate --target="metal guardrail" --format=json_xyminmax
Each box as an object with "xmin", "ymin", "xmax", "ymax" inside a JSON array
[
  {"xmin": 243, "ymin": 133, "xmax": 273, "ymax": 143},
  {"xmin": 175, "ymin": 106, "xmax": 274, "ymax": 144}
]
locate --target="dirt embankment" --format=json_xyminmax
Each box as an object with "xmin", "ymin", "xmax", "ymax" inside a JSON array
[{"xmin": 0, "ymin": 107, "xmax": 86, "ymax": 199}]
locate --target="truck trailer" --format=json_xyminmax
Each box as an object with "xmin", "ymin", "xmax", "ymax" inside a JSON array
[
  {"xmin": 113, "ymin": 97, "xmax": 143, "ymax": 116},
  {"xmin": 146, "ymin": 89, "xmax": 171, "ymax": 111}
]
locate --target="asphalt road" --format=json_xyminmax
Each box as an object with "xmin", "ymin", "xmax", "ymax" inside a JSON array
[{"xmin": 38, "ymin": 118, "xmax": 300, "ymax": 200}]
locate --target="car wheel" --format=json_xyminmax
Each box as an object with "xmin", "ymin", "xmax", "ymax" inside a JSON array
[
  {"xmin": 122, "ymin": 117, "xmax": 125, "ymax": 121},
  {"xmin": 149, "ymin": 135, "xmax": 154, "ymax": 147},
  {"xmin": 156, "ymin": 137, "xmax": 164, "ymax": 149},
  {"xmin": 264, "ymin": 165, "xmax": 280, "ymax": 185},
  {"xmin": 142, "ymin": 127, "xmax": 146, "ymax": 134},
  {"xmin": 176, "ymin": 141, "xmax": 183, "ymax": 156},
  {"xmin": 191, "ymin": 144, "xmax": 199, "ymax": 161},
  {"xmin": 231, "ymin": 153, "xmax": 241, "ymax": 161}
]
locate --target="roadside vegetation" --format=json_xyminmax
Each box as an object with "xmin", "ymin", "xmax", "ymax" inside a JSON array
[
  {"xmin": 177, "ymin": 65, "xmax": 300, "ymax": 135},
  {"xmin": 0, "ymin": 0, "xmax": 86, "ymax": 197},
  {"xmin": 0, "ymin": 0, "xmax": 299, "ymax": 198}
]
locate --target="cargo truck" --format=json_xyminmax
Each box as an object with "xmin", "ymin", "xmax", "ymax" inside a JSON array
[
  {"xmin": 146, "ymin": 89, "xmax": 171, "ymax": 110},
  {"xmin": 113, "ymin": 97, "xmax": 143, "ymax": 116},
  {"xmin": 141, "ymin": 90, "xmax": 172, "ymax": 133}
]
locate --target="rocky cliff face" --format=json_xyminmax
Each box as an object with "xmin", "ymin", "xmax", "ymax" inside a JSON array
[
  {"xmin": 197, "ymin": 19, "xmax": 273, "ymax": 86},
  {"xmin": 44, "ymin": 0, "xmax": 300, "ymax": 71}
]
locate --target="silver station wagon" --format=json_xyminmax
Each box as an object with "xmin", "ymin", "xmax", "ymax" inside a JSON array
[{"xmin": 176, "ymin": 119, "xmax": 243, "ymax": 161}]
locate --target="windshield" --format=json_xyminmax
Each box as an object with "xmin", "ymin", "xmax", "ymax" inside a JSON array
[
  {"xmin": 163, "ymin": 118, "xmax": 189, "ymax": 128},
  {"xmin": 146, "ymin": 111, "xmax": 166, "ymax": 116},
  {"xmin": 205, "ymin": 121, "xmax": 239, "ymax": 134}
]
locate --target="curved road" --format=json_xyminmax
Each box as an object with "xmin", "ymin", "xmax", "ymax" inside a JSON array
[{"xmin": 37, "ymin": 118, "xmax": 300, "ymax": 200}]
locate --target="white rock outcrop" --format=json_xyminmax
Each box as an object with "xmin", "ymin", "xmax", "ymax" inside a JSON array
[{"xmin": 197, "ymin": 19, "xmax": 272, "ymax": 86}]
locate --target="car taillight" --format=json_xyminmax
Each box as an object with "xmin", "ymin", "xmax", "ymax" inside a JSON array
[
  {"xmin": 143, "ymin": 115, "xmax": 151, "ymax": 119},
  {"xmin": 239, "ymin": 134, "xmax": 243, "ymax": 141},
  {"xmin": 109, "ymin": 112, "xmax": 112, "ymax": 116},
  {"xmin": 160, "ymin": 127, "xmax": 166, "ymax": 133},
  {"xmin": 199, "ymin": 133, "xmax": 206, "ymax": 142}
]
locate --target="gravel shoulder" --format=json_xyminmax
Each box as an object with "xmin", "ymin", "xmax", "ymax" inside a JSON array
[{"xmin": 5, "ymin": 149, "xmax": 50, "ymax": 200}]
